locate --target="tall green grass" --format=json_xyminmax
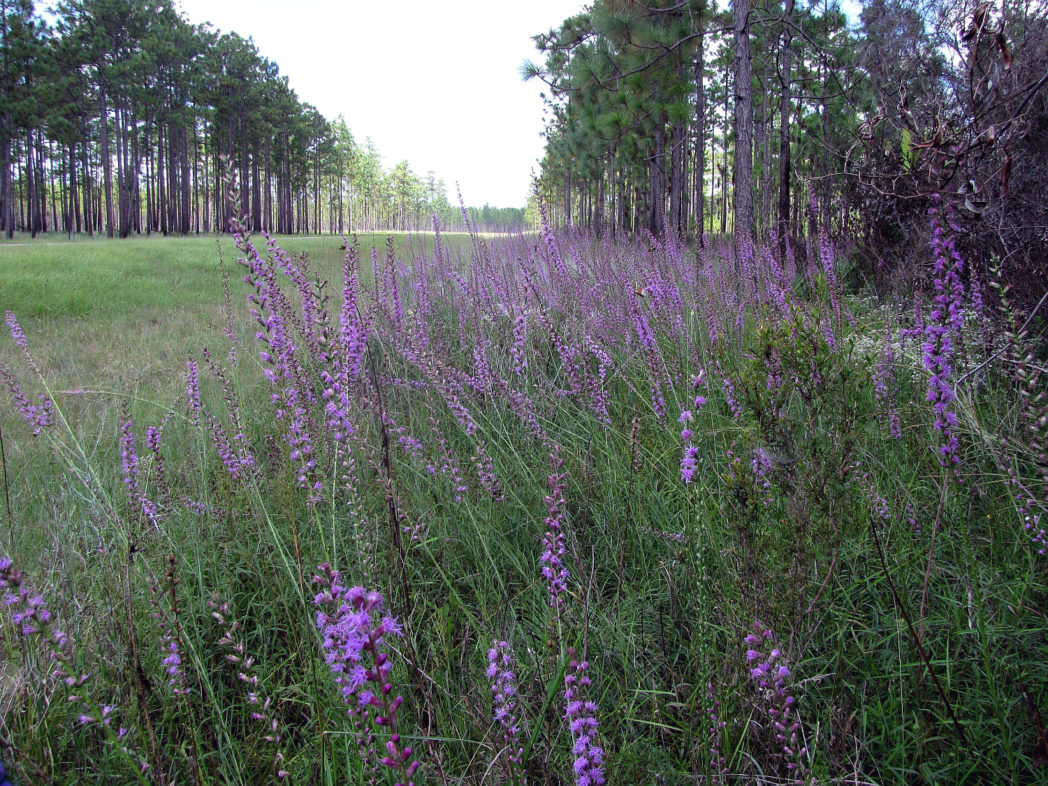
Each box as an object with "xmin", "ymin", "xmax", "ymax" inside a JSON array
[{"xmin": 1, "ymin": 226, "xmax": 1046, "ymax": 786}]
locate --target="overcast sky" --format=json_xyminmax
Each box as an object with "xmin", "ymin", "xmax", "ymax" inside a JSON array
[{"xmin": 172, "ymin": 0, "xmax": 589, "ymax": 208}]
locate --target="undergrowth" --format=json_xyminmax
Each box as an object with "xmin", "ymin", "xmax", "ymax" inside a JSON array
[{"xmin": 2, "ymin": 201, "xmax": 1047, "ymax": 785}]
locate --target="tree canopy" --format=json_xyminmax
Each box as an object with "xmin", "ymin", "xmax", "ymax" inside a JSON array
[
  {"xmin": 0, "ymin": 0, "xmax": 525, "ymax": 238},
  {"xmin": 528, "ymin": 0, "xmax": 1048, "ymax": 311}
]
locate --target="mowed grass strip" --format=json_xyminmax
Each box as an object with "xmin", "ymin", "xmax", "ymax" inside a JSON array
[
  {"xmin": 0, "ymin": 233, "xmax": 469, "ymax": 400},
  {"xmin": 0, "ymin": 233, "xmax": 457, "ymax": 319}
]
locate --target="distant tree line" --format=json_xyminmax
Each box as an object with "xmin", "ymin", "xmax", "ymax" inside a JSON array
[
  {"xmin": 527, "ymin": 0, "xmax": 1048, "ymax": 312},
  {"xmin": 0, "ymin": 0, "xmax": 525, "ymax": 239}
]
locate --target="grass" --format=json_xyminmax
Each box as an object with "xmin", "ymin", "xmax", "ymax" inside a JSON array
[{"xmin": 1, "ymin": 226, "xmax": 1047, "ymax": 785}]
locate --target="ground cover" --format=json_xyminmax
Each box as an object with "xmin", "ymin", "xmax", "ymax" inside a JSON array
[{"xmin": 1, "ymin": 219, "xmax": 1046, "ymax": 785}]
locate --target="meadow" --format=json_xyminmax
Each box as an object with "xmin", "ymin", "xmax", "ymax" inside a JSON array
[{"xmin": 1, "ymin": 215, "xmax": 1047, "ymax": 785}]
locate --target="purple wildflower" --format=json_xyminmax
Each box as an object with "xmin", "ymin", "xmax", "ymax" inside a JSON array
[
  {"xmin": 487, "ymin": 640, "xmax": 526, "ymax": 782},
  {"xmin": 0, "ymin": 559, "xmax": 144, "ymax": 768},
  {"xmin": 873, "ymin": 327, "xmax": 902, "ymax": 439},
  {"xmin": 5, "ymin": 311, "xmax": 28, "ymax": 349},
  {"xmin": 540, "ymin": 449, "xmax": 570, "ymax": 613},
  {"xmin": 150, "ymin": 556, "xmax": 189, "ymax": 697},
  {"xmin": 120, "ymin": 413, "xmax": 159, "ymax": 530},
  {"xmin": 185, "ymin": 361, "xmax": 203, "ymax": 424},
  {"xmin": 511, "ymin": 310, "xmax": 529, "ymax": 376},
  {"xmin": 1, "ymin": 363, "xmax": 53, "ymax": 436},
  {"xmin": 743, "ymin": 625, "xmax": 813, "ymax": 784},
  {"xmin": 924, "ymin": 198, "xmax": 966, "ymax": 474},
  {"xmin": 313, "ymin": 564, "xmax": 420, "ymax": 785},
  {"xmin": 681, "ymin": 445, "xmax": 700, "ymax": 484},
  {"xmin": 563, "ymin": 650, "xmax": 604, "ymax": 786}
]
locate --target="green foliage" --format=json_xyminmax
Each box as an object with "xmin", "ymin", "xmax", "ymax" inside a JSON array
[{"xmin": 2, "ymin": 233, "xmax": 1048, "ymax": 785}]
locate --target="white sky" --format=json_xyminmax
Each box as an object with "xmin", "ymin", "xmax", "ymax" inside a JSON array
[{"xmin": 173, "ymin": 0, "xmax": 590, "ymax": 208}]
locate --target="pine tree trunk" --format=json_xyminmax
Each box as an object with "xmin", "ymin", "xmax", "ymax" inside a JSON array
[
  {"xmin": 24, "ymin": 129, "xmax": 36, "ymax": 237},
  {"xmin": 778, "ymin": 0, "xmax": 794, "ymax": 258},
  {"xmin": 180, "ymin": 127, "xmax": 190, "ymax": 234},
  {"xmin": 251, "ymin": 146, "xmax": 261, "ymax": 231},
  {"xmin": 158, "ymin": 125, "xmax": 167, "ymax": 235},
  {"xmin": 670, "ymin": 111, "xmax": 685, "ymax": 239},
  {"xmin": 694, "ymin": 28, "xmax": 706, "ymax": 244},
  {"xmin": 649, "ymin": 120, "xmax": 666, "ymax": 237},
  {"xmin": 733, "ymin": 0, "xmax": 754, "ymax": 250},
  {"xmin": 99, "ymin": 86, "xmax": 114, "ymax": 237}
]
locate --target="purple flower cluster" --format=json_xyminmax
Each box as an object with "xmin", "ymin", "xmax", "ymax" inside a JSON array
[
  {"xmin": 145, "ymin": 426, "xmax": 171, "ymax": 510},
  {"xmin": 1020, "ymin": 498, "xmax": 1048, "ymax": 556},
  {"xmin": 873, "ymin": 329, "xmax": 902, "ymax": 439},
  {"xmin": 679, "ymin": 409, "xmax": 700, "ymax": 484},
  {"xmin": 237, "ymin": 234, "xmax": 319, "ymax": 495},
  {"xmin": 2, "ymin": 557, "xmax": 55, "ymax": 639},
  {"xmin": 4, "ymin": 311, "xmax": 28, "ymax": 349},
  {"xmin": 487, "ymin": 640, "xmax": 526, "ymax": 782},
  {"xmin": 150, "ymin": 593, "xmax": 188, "ymax": 697},
  {"xmin": 427, "ymin": 413, "xmax": 469, "ymax": 502},
  {"xmin": 313, "ymin": 564, "xmax": 419, "ymax": 785},
  {"xmin": 744, "ymin": 626, "xmax": 813, "ymax": 784},
  {"xmin": 2, "ymin": 313, "xmax": 53, "ymax": 435},
  {"xmin": 0, "ymin": 559, "xmax": 146, "ymax": 767},
  {"xmin": 751, "ymin": 448, "xmax": 774, "ymax": 506},
  {"xmin": 631, "ymin": 299, "xmax": 667, "ymax": 418},
  {"xmin": 1, "ymin": 362, "xmax": 52, "ymax": 436},
  {"xmin": 317, "ymin": 240, "xmax": 368, "ymax": 445},
  {"xmin": 511, "ymin": 310, "xmax": 529, "ymax": 376},
  {"xmin": 472, "ymin": 440, "xmax": 504, "ymax": 501},
  {"xmin": 719, "ymin": 367, "xmax": 743, "ymax": 420},
  {"xmin": 679, "ymin": 378, "xmax": 709, "ymax": 484},
  {"xmin": 185, "ymin": 361, "xmax": 254, "ymax": 482},
  {"xmin": 120, "ymin": 413, "xmax": 159, "ymax": 530},
  {"xmin": 202, "ymin": 349, "xmax": 256, "ymax": 475},
  {"xmin": 563, "ymin": 649, "xmax": 604, "ymax": 786},
  {"xmin": 540, "ymin": 449, "xmax": 570, "ymax": 612},
  {"xmin": 923, "ymin": 201, "xmax": 966, "ymax": 473},
  {"xmin": 149, "ymin": 556, "xmax": 189, "ymax": 697}
]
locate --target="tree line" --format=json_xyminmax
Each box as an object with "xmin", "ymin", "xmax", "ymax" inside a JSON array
[
  {"xmin": 527, "ymin": 0, "xmax": 1048, "ymax": 311},
  {"xmin": 0, "ymin": 0, "xmax": 526, "ymax": 239}
]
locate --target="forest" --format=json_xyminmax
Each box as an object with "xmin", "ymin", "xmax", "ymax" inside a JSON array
[
  {"xmin": 0, "ymin": 0, "xmax": 527, "ymax": 238},
  {"xmin": 5, "ymin": 1, "xmax": 1048, "ymax": 784},
  {"xmin": 527, "ymin": 0, "xmax": 1048, "ymax": 315}
]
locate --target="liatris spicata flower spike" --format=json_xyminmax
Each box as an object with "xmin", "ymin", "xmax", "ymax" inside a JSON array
[
  {"xmin": 873, "ymin": 325, "xmax": 903, "ymax": 440},
  {"xmin": 149, "ymin": 555, "xmax": 189, "ymax": 697},
  {"xmin": 120, "ymin": 411, "xmax": 159, "ymax": 532},
  {"xmin": 1, "ymin": 557, "xmax": 88, "ymax": 689},
  {"xmin": 0, "ymin": 558, "xmax": 149, "ymax": 775},
  {"xmin": 540, "ymin": 448, "xmax": 570, "ymax": 614},
  {"xmin": 743, "ymin": 625, "xmax": 814, "ymax": 785},
  {"xmin": 487, "ymin": 640, "xmax": 526, "ymax": 783},
  {"xmin": 923, "ymin": 196, "xmax": 965, "ymax": 475},
  {"xmin": 5, "ymin": 311, "xmax": 28, "ymax": 351},
  {"xmin": 313, "ymin": 564, "xmax": 419, "ymax": 785},
  {"xmin": 1, "ymin": 363, "xmax": 52, "ymax": 436},
  {"xmin": 563, "ymin": 649, "xmax": 604, "ymax": 786}
]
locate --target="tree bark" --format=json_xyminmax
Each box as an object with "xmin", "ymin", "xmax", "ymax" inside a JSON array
[
  {"xmin": 649, "ymin": 118, "xmax": 666, "ymax": 237},
  {"xmin": 99, "ymin": 85, "xmax": 114, "ymax": 237},
  {"xmin": 733, "ymin": 0, "xmax": 754, "ymax": 251},
  {"xmin": 778, "ymin": 0, "xmax": 794, "ymax": 259},
  {"xmin": 694, "ymin": 24, "xmax": 706, "ymax": 243}
]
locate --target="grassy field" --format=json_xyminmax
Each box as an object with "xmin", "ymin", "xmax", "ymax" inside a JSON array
[{"xmin": 1, "ymin": 226, "xmax": 1047, "ymax": 785}]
